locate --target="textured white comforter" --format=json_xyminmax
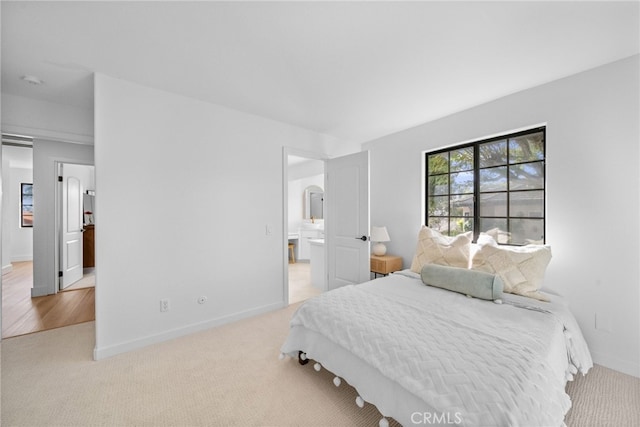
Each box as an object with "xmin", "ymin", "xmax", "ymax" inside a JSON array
[{"xmin": 281, "ymin": 271, "xmax": 592, "ymax": 426}]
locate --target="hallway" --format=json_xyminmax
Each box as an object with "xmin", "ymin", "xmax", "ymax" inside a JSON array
[{"xmin": 1, "ymin": 261, "xmax": 95, "ymax": 338}]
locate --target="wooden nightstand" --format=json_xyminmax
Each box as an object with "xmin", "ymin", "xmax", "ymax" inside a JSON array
[{"xmin": 370, "ymin": 255, "xmax": 403, "ymax": 278}]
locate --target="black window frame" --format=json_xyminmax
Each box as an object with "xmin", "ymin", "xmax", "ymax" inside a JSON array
[
  {"xmin": 425, "ymin": 126, "xmax": 546, "ymax": 246},
  {"xmin": 20, "ymin": 182, "xmax": 33, "ymax": 228}
]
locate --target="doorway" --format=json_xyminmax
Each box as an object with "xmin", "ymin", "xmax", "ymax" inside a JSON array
[
  {"xmin": 56, "ymin": 162, "xmax": 95, "ymax": 292},
  {"xmin": 1, "ymin": 137, "xmax": 96, "ymax": 338},
  {"xmin": 1, "ymin": 143, "xmax": 95, "ymax": 337},
  {"xmin": 283, "ymin": 148, "xmax": 327, "ymax": 304}
]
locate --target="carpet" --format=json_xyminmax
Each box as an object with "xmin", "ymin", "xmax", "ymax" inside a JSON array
[{"xmin": 1, "ymin": 303, "xmax": 638, "ymax": 426}]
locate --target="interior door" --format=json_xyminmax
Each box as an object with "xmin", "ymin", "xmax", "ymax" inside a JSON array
[
  {"xmin": 60, "ymin": 165, "xmax": 84, "ymax": 289},
  {"xmin": 326, "ymin": 151, "xmax": 370, "ymax": 290}
]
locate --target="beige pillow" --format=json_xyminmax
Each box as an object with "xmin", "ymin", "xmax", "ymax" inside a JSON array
[
  {"xmin": 410, "ymin": 227, "xmax": 472, "ymax": 273},
  {"xmin": 472, "ymin": 244, "xmax": 552, "ymax": 301}
]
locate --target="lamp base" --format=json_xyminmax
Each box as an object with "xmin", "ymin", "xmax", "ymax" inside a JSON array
[{"xmin": 372, "ymin": 242, "xmax": 387, "ymax": 256}]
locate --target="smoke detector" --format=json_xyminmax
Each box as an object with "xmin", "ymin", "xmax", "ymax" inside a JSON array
[{"xmin": 21, "ymin": 75, "xmax": 44, "ymax": 85}]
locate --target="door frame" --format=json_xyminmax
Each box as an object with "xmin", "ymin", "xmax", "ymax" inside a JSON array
[
  {"xmin": 282, "ymin": 147, "xmax": 328, "ymax": 305},
  {"xmin": 54, "ymin": 161, "xmax": 95, "ymax": 293}
]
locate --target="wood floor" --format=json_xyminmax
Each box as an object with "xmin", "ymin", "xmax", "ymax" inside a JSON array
[
  {"xmin": 1, "ymin": 261, "xmax": 95, "ymax": 339},
  {"xmin": 289, "ymin": 262, "xmax": 321, "ymax": 304},
  {"xmin": 1, "ymin": 261, "xmax": 304, "ymax": 338}
]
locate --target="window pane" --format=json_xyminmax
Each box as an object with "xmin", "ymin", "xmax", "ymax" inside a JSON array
[
  {"xmin": 425, "ymin": 127, "xmax": 544, "ymax": 246},
  {"xmin": 509, "ymin": 162, "xmax": 544, "ymax": 190},
  {"xmin": 450, "ymin": 217, "xmax": 473, "ymax": 235},
  {"xmin": 509, "ymin": 218, "xmax": 544, "ymax": 245},
  {"xmin": 450, "ymin": 147, "xmax": 473, "ymax": 172},
  {"xmin": 21, "ymin": 183, "xmax": 33, "ymax": 228},
  {"xmin": 428, "ymin": 196, "xmax": 449, "ymax": 216},
  {"xmin": 479, "ymin": 167, "xmax": 507, "ymax": 192},
  {"xmin": 428, "ymin": 153, "xmax": 448, "ymax": 175},
  {"xmin": 428, "ymin": 175, "xmax": 449, "ymax": 196},
  {"xmin": 451, "ymin": 194, "xmax": 474, "ymax": 217},
  {"xmin": 22, "ymin": 205, "xmax": 33, "ymax": 227},
  {"xmin": 428, "ymin": 217, "xmax": 448, "ymax": 234},
  {"xmin": 450, "ymin": 171, "xmax": 474, "ymax": 194},
  {"xmin": 509, "ymin": 132, "xmax": 544, "ymax": 164},
  {"xmin": 480, "ymin": 192, "xmax": 507, "ymax": 217},
  {"xmin": 479, "ymin": 140, "xmax": 507, "ymax": 168},
  {"xmin": 479, "ymin": 218, "xmax": 509, "ymax": 244},
  {"xmin": 509, "ymin": 191, "xmax": 544, "ymax": 218}
]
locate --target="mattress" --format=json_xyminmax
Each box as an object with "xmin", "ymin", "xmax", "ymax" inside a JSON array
[{"xmin": 281, "ymin": 270, "xmax": 592, "ymax": 426}]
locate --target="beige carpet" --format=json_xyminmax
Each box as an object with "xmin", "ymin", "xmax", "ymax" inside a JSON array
[
  {"xmin": 565, "ymin": 363, "xmax": 640, "ymax": 426},
  {"xmin": 1, "ymin": 303, "xmax": 639, "ymax": 427}
]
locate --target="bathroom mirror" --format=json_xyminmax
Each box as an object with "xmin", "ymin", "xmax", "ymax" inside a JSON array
[
  {"xmin": 83, "ymin": 191, "xmax": 95, "ymax": 225},
  {"xmin": 304, "ymin": 185, "xmax": 324, "ymax": 219}
]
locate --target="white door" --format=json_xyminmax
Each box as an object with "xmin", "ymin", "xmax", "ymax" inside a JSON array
[
  {"xmin": 326, "ymin": 151, "xmax": 370, "ymax": 290},
  {"xmin": 61, "ymin": 166, "xmax": 84, "ymax": 289}
]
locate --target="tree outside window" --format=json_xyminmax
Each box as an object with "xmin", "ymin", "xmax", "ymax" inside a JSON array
[
  {"xmin": 426, "ymin": 127, "xmax": 545, "ymax": 245},
  {"xmin": 21, "ymin": 183, "xmax": 33, "ymax": 227}
]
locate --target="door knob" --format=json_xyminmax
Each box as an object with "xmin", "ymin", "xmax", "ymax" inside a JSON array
[{"xmin": 355, "ymin": 235, "xmax": 368, "ymax": 241}]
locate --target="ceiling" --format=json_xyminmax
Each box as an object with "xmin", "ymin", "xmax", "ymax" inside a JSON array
[{"xmin": 2, "ymin": 1, "xmax": 638, "ymax": 144}]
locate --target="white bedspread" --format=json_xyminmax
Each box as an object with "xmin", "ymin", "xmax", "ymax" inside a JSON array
[{"xmin": 281, "ymin": 271, "xmax": 592, "ymax": 426}]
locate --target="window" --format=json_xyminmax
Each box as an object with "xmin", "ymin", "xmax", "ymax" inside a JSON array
[
  {"xmin": 426, "ymin": 127, "xmax": 545, "ymax": 245},
  {"xmin": 20, "ymin": 183, "xmax": 33, "ymax": 227}
]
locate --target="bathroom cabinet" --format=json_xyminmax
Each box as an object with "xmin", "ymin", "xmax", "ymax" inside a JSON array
[
  {"xmin": 298, "ymin": 228, "xmax": 323, "ymax": 260},
  {"xmin": 309, "ymin": 239, "xmax": 326, "ymax": 291}
]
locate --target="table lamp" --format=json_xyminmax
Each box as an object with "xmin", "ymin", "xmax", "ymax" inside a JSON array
[{"xmin": 371, "ymin": 226, "xmax": 390, "ymax": 256}]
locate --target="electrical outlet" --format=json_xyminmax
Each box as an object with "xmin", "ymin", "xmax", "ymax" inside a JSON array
[
  {"xmin": 160, "ymin": 298, "xmax": 170, "ymax": 312},
  {"xmin": 197, "ymin": 296, "xmax": 207, "ymax": 304}
]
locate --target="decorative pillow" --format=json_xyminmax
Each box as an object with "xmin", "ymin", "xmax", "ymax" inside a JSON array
[
  {"xmin": 471, "ymin": 244, "xmax": 552, "ymax": 301},
  {"xmin": 483, "ymin": 227, "xmax": 511, "ymax": 244},
  {"xmin": 420, "ymin": 264, "xmax": 504, "ymax": 301},
  {"xmin": 410, "ymin": 227, "xmax": 472, "ymax": 273}
]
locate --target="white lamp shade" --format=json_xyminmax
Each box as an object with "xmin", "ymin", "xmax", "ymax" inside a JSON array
[{"xmin": 370, "ymin": 226, "xmax": 390, "ymax": 242}]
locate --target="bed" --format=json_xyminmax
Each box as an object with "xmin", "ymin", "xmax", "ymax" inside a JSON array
[{"xmin": 280, "ymin": 228, "xmax": 592, "ymax": 426}]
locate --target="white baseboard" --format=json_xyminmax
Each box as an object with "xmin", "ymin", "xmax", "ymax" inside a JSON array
[
  {"xmin": 93, "ymin": 301, "xmax": 287, "ymax": 361},
  {"xmin": 2, "ymin": 257, "xmax": 33, "ymax": 275},
  {"xmin": 2, "ymin": 264, "xmax": 13, "ymax": 275}
]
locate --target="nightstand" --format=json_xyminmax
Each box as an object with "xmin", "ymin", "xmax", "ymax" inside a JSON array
[{"xmin": 370, "ymin": 255, "xmax": 403, "ymax": 278}]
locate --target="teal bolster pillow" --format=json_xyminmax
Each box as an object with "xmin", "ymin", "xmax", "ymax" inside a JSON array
[{"xmin": 420, "ymin": 264, "xmax": 504, "ymax": 301}]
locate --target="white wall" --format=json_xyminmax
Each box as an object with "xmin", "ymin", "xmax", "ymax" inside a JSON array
[
  {"xmin": 1, "ymin": 146, "xmax": 33, "ymax": 272},
  {"xmin": 363, "ymin": 55, "xmax": 640, "ymax": 377},
  {"xmin": 1, "ymin": 152, "xmax": 11, "ymax": 273},
  {"xmin": 93, "ymin": 73, "xmax": 350, "ymax": 359},
  {"xmin": 1, "ymin": 93, "xmax": 94, "ymax": 145},
  {"xmin": 8, "ymin": 167, "xmax": 33, "ymax": 262}
]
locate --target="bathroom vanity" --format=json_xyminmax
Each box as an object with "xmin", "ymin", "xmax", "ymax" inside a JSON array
[{"xmin": 309, "ymin": 238, "xmax": 326, "ymax": 291}]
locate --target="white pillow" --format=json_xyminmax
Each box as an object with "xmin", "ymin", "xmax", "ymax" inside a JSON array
[
  {"xmin": 472, "ymin": 243, "xmax": 552, "ymax": 302},
  {"xmin": 410, "ymin": 227, "xmax": 472, "ymax": 273}
]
